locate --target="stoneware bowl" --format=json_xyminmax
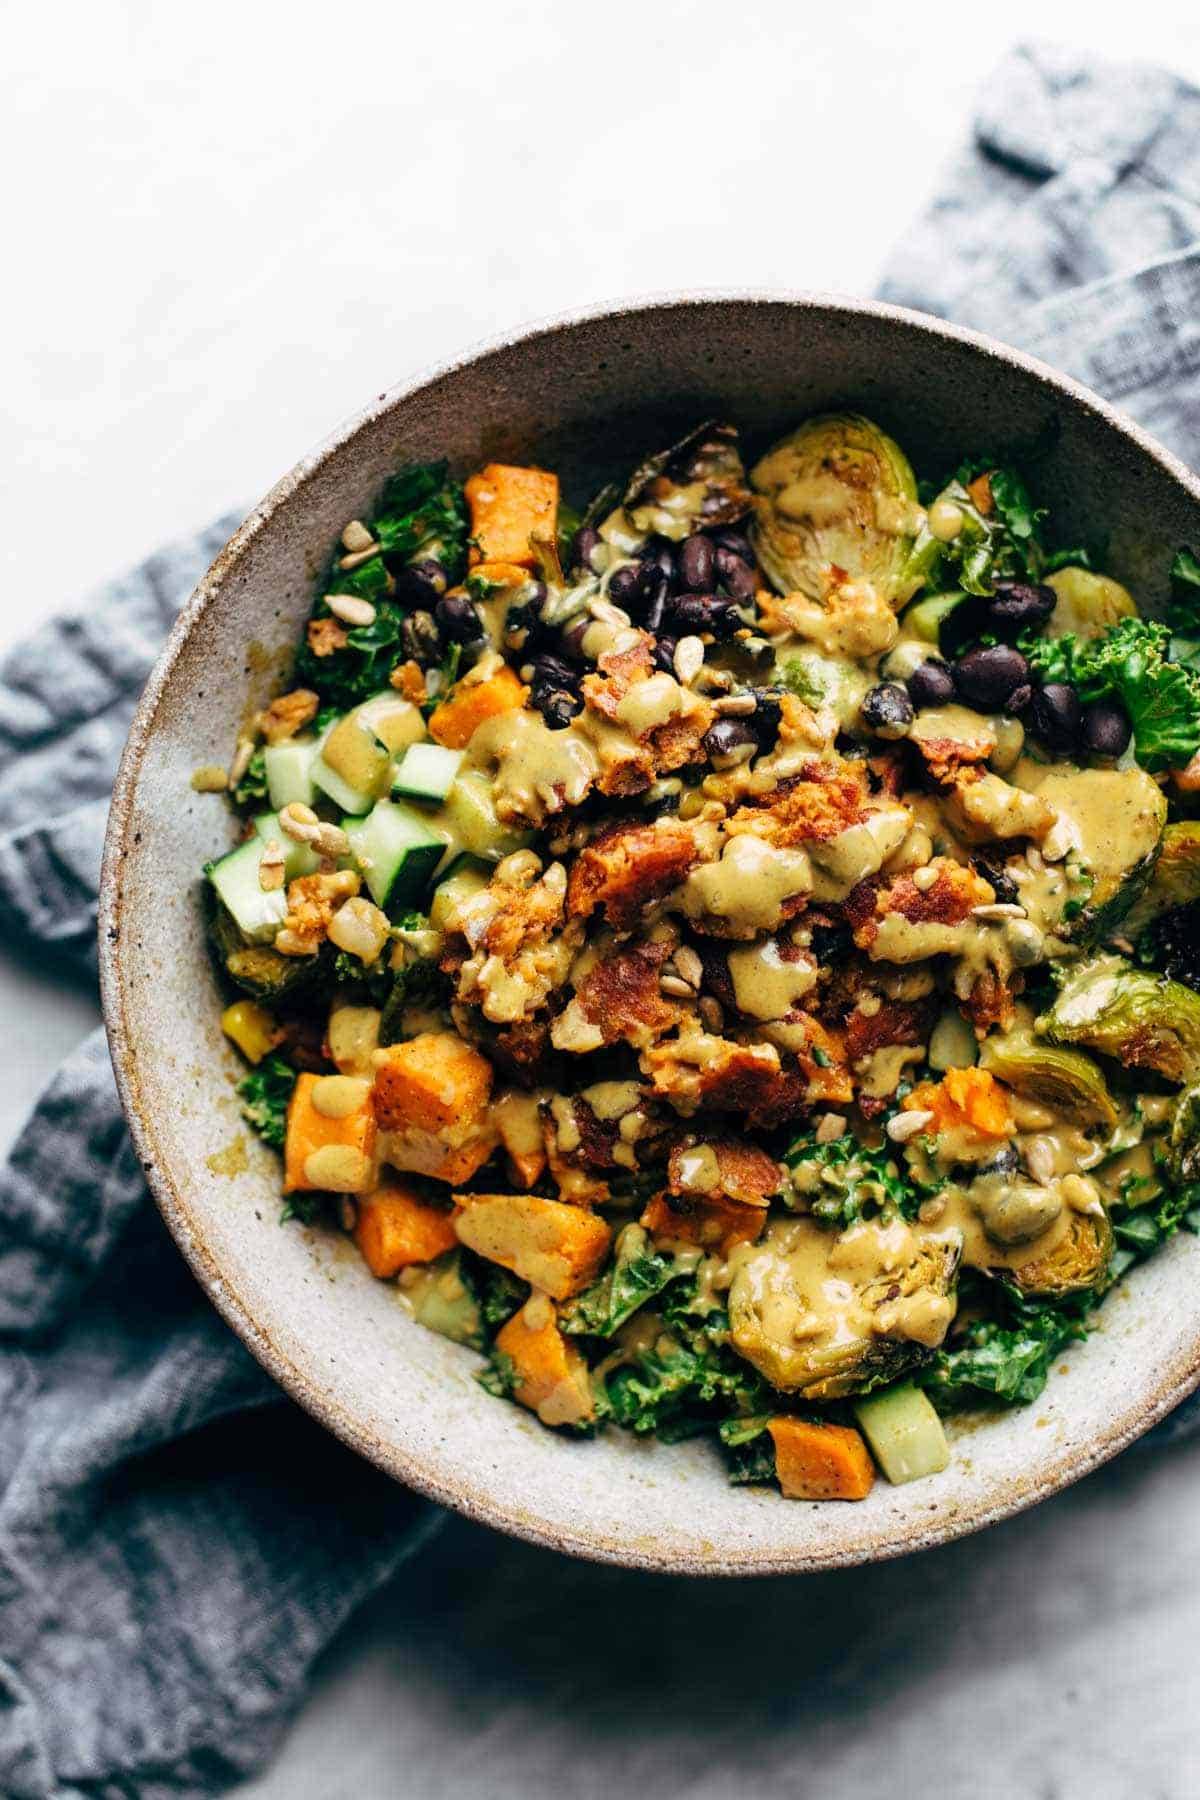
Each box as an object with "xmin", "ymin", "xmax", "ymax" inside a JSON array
[{"xmin": 99, "ymin": 294, "xmax": 1200, "ymax": 1574}]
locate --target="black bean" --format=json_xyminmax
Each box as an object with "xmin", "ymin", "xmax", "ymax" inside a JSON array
[
  {"xmin": 532, "ymin": 652, "xmax": 582, "ymax": 692},
  {"xmin": 394, "ymin": 559, "xmax": 447, "ymax": 606},
  {"xmin": 980, "ymin": 1145, "xmax": 1020, "ymax": 1178},
  {"xmin": 714, "ymin": 547, "xmax": 757, "ymax": 602},
  {"xmin": 502, "ymin": 600, "xmax": 545, "ymax": 655},
  {"xmin": 906, "ymin": 658, "xmax": 956, "ymax": 709},
  {"xmin": 435, "ymin": 594, "xmax": 482, "ymax": 644},
  {"xmin": 1005, "ymin": 683, "xmax": 1033, "ymax": 716},
  {"xmin": 1030, "ymin": 682, "xmax": 1082, "ymax": 752},
  {"xmin": 973, "ymin": 855, "xmax": 1020, "ymax": 906},
  {"xmin": 607, "ymin": 564, "xmax": 642, "ymax": 610},
  {"xmin": 678, "ymin": 533, "xmax": 716, "ymax": 592},
  {"xmin": 637, "ymin": 536, "xmax": 677, "ymax": 586},
  {"xmin": 953, "ymin": 644, "xmax": 1031, "ymax": 709},
  {"xmin": 533, "ymin": 686, "xmax": 583, "ymax": 730},
  {"xmin": 522, "ymin": 579, "xmax": 548, "ymax": 613},
  {"xmin": 711, "ymin": 528, "xmax": 755, "ymax": 565},
  {"xmin": 400, "ymin": 609, "xmax": 440, "ymax": 666},
  {"xmin": 750, "ymin": 687, "xmax": 783, "ymax": 748},
  {"xmin": 1081, "ymin": 700, "xmax": 1132, "ymax": 758},
  {"xmin": 703, "ymin": 718, "xmax": 758, "ymax": 761},
  {"xmin": 988, "ymin": 579, "xmax": 1056, "ymax": 638},
  {"xmin": 653, "ymin": 636, "xmax": 678, "ymax": 675},
  {"xmin": 860, "ymin": 682, "xmax": 915, "ymax": 739},
  {"xmin": 572, "ymin": 525, "xmax": 603, "ymax": 573},
  {"xmin": 665, "ymin": 593, "xmax": 741, "ymax": 638},
  {"xmin": 939, "ymin": 592, "xmax": 996, "ymax": 659},
  {"xmin": 700, "ymin": 492, "xmax": 726, "ymax": 517},
  {"xmin": 634, "ymin": 559, "xmax": 672, "ymax": 623},
  {"xmin": 561, "ymin": 617, "xmax": 591, "ymax": 661}
]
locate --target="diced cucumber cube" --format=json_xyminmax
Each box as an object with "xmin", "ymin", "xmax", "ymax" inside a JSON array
[
  {"xmin": 853, "ymin": 1383, "xmax": 949, "ymax": 1485},
  {"xmin": 438, "ymin": 770, "xmax": 532, "ymax": 862},
  {"xmin": 357, "ymin": 692, "xmax": 427, "ymax": 755},
  {"xmin": 392, "ymin": 743, "xmax": 464, "ymax": 805},
  {"xmin": 205, "ymin": 838, "xmax": 288, "ymax": 944},
  {"xmin": 263, "ymin": 740, "xmax": 318, "ymax": 811},
  {"xmin": 311, "ymin": 745, "xmax": 380, "ymax": 817},
  {"xmin": 429, "ymin": 855, "xmax": 492, "ymax": 931},
  {"xmin": 901, "ymin": 590, "xmax": 964, "ymax": 646},
  {"xmin": 345, "ymin": 799, "xmax": 446, "ymax": 915},
  {"xmin": 252, "ymin": 812, "xmax": 320, "ymax": 883}
]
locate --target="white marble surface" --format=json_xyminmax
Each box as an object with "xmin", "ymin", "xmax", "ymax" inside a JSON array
[{"xmin": 7, "ymin": 2, "xmax": 1200, "ymax": 1794}]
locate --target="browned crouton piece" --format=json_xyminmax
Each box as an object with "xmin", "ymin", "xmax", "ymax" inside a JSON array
[
  {"xmin": 567, "ymin": 819, "xmax": 700, "ymax": 927},
  {"xmin": 847, "ymin": 858, "xmax": 993, "ymax": 952},
  {"xmin": 727, "ymin": 761, "xmax": 869, "ymax": 846},
  {"xmin": 666, "ymin": 1137, "xmax": 782, "ymax": 1207},
  {"xmin": 554, "ymin": 938, "xmax": 682, "ymax": 1053}
]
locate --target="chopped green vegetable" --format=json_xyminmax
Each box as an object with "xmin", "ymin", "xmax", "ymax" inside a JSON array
[
  {"xmin": 783, "ymin": 1125, "xmax": 921, "ymax": 1226},
  {"xmin": 236, "ymin": 1052, "xmax": 296, "ymax": 1150},
  {"xmin": 718, "ymin": 1415, "xmax": 778, "ymax": 1485},
  {"xmin": 1022, "ymin": 616, "xmax": 1200, "ymax": 771},
  {"xmin": 560, "ymin": 1224, "xmax": 685, "ymax": 1338},
  {"xmin": 854, "ymin": 1381, "xmax": 949, "ymax": 1483},
  {"xmin": 919, "ymin": 1290, "xmax": 1090, "ymax": 1411},
  {"xmin": 231, "ymin": 746, "xmax": 268, "ymax": 809}
]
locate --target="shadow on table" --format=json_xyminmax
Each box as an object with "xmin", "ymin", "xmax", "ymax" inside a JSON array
[{"xmin": 316, "ymin": 1422, "xmax": 1200, "ymax": 1796}]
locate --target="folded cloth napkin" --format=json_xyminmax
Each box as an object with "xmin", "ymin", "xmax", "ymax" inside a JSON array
[{"xmin": 5, "ymin": 37, "xmax": 1200, "ymax": 1800}]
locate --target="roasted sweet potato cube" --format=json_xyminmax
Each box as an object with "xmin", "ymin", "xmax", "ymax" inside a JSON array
[
  {"xmin": 641, "ymin": 1190, "xmax": 765, "ymax": 1257},
  {"xmin": 373, "ymin": 1033, "xmax": 492, "ymax": 1134},
  {"xmin": 465, "ymin": 463, "xmax": 558, "ymax": 569},
  {"xmin": 284, "ymin": 1073, "xmax": 376, "ymax": 1194},
  {"xmin": 427, "ymin": 664, "xmax": 528, "ymax": 749},
  {"xmin": 354, "ymin": 1181, "xmax": 459, "ymax": 1278},
  {"xmin": 495, "ymin": 1303, "xmax": 594, "ymax": 1426},
  {"xmin": 454, "ymin": 1193, "xmax": 611, "ymax": 1300},
  {"xmin": 768, "ymin": 1417, "xmax": 875, "ymax": 1501}
]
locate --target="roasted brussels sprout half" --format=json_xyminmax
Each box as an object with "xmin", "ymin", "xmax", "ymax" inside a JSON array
[
  {"xmin": 208, "ymin": 898, "xmax": 325, "ymax": 1003},
  {"xmin": 978, "ymin": 1032, "xmax": 1116, "ymax": 1127},
  {"xmin": 1038, "ymin": 955, "xmax": 1200, "ymax": 1085},
  {"xmin": 620, "ymin": 420, "xmax": 752, "ymax": 542},
  {"xmin": 1169, "ymin": 1084, "xmax": 1200, "ymax": 1185},
  {"xmin": 728, "ymin": 1220, "xmax": 960, "ymax": 1401},
  {"xmin": 1045, "ymin": 566, "xmax": 1137, "ymax": 640},
  {"xmin": 1007, "ymin": 1209, "xmax": 1114, "ymax": 1299},
  {"xmin": 750, "ymin": 413, "xmax": 921, "ymax": 604},
  {"xmin": 1013, "ymin": 763, "xmax": 1165, "ymax": 946},
  {"xmin": 1126, "ymin": 822, "xmax": 1200, "ymax": 932}
]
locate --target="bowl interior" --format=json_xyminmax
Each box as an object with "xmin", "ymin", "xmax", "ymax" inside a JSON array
[{"xmin": 102, "ymin": 297, "xmax": 1200, "ymax": 1572}]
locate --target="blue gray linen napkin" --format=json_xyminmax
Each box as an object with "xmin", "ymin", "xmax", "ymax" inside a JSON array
[{"xmin": 5, "ymin": 37, "xmax": 1200, "ymax": 1800}]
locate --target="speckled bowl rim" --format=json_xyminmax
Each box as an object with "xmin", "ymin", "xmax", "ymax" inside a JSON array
[{"xmin": 99, "ymin": 290, "xmax": 1200, "ymax": 1575}]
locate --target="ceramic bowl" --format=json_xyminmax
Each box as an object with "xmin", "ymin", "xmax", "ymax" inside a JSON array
[{"xmin": 99, "ymin": 294, "xmax": 1200, "ymax": 1574}]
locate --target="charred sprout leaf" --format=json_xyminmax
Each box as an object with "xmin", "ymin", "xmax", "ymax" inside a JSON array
[
  {"xmin": 978, "ymin": 1032, "xmax": 1115, "ymax": 1127},
  {"xmin": 332, "ymin": 947, "xmax": 394, "ymax": 1006},
  {"xmin": 1008, "ymin": 1210, "xmax": 1114, "ymax": 1301},
  {"xmin": 208, "ymin": 897, "xmax": 325, "ymax": 1003},
  {"xmin": 1044, "ymin": 566, "xmax": 1137, "ymax": 640},
  {"xmin": 1127, "ymin": 823, "xmax": 1200, "ymax": 935},
  {"xmin": 232, "ymin": 747, "xmax": 268, "ymax": 809},
  {"xmin": 1169, "ymin": 1087, "xmax": 1200, "ymax": 1186},
  {"xmin": 378, "ymin": 955, "xmax": 449, "ymax": 1045},
  {"xmin": 919, "ymin": 1292, "xmax": 1089, "ymax": 1411},
  {"xmin": 1137, "ymin": 900, "xmax": 1200, "ymax": 991},
  {"xmin": 237, "ymin": 1052, "xmax": 296, "ymax": 1150},
  {"xmin": 718, "ymin": 1415, "xmax": 778, "ymax": 1485},
  {"xmin": 559, "ymin": 1224, "xmax": 685, "ymax": 1338},
  {"xmin": 783, "ymin": 1127, "xmax": 919, "ymax": 1226},
  {"xmin": 751, "ymin": 413, "xmax": 920, "ymax": 603},
  {"xmin": 621, "ymin": 421, "xmax": 751, "ymax": 541},
  {"xmin": 728, "ymin": 1221, "xmax": 960, "ymax": 1401},
  {"xmin": 1039, "ymin": 955, "xmax": 1200, "ymax": 1085},
  {"xmin": 1043, "ymin": 545, "xmax": 1096, "ymax": 575}
]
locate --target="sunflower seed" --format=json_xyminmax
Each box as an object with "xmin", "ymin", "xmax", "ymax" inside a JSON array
[
  {"xmin": 713, "ymin": 692, "xmax": 757, "ymax": 717},
  {"xmin": 886, "ymin": 1109, "xmax": 935, "ymax": 1143},
  {"xmin": 673, "ymin": 944, "xmax": 703, "ymax": 990},
  {"xmin": 815, "ymin": 1112, "xmax": 847, "ymax": 1144},
  {"xmin": 673, "ymin": 636, "xmax": 705, "ymax": 686},
  {"xmin": 971, "ymin": 902, "xmax": 1027, "ymax": 920},
  {"xmin": 659, "ymin": 973, "xmax": 696, "ymax": 999},
  {"xmin": 327, "ymin": 592, "xmax": 377, "ymax": 627}
]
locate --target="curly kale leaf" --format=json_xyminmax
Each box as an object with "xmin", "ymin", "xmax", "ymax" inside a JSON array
[
  {"xmin": 236, "ymin": 1053, "xmax": 296, "ymax": 1150},
  {"xmin": 294, "ymin": 461, "xmax": 468, "ymax": 710},
  {"xmin": 1023, "ymin": 617, "xmax": 1200, "ymax": 771},
  {"xmin": 918, "ymin": 1290, "xmax": 1091, "ymax": 1411},
  {"xmin": 560, "ymin": 1225, "xmax": 687, "ymax": 1339},
  {"xmin": 1168, "ymin": 547, "xmax": 1200, "ymax": 635},
  {"xmin": 232, "ymin": 747, "xmax": 268, "ymax": 810},
  {"xmin": 783, "ymin": 1126, "xmax": 920, "ymax": 1226},
  {"xmin": 603, "ymin": 1336, "xmax": 767, "ymax": 1439},
  {"xmin": 459, "ymin": 1253, "xmax": 528, "ymax": 1330},
  {"xmin": 1108, "ymin": 1172, "xmax": 1200, "ymax": 1281},
  {"xmin": 718, "ymin": 1415, "xmax": 778, "ymax": 1485},
  {"xmin": 477, "ymin": 1350, "xmax": 519, "ymax": 1400},
  {"xmin": 332, "ymin": 947, "xmax": 395, "ymax": 1006}
]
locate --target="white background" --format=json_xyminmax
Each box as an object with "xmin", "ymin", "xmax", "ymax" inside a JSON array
[{"xmin": 7, "ymin": 4, "xmax": 1200, "ymax": 1796}]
